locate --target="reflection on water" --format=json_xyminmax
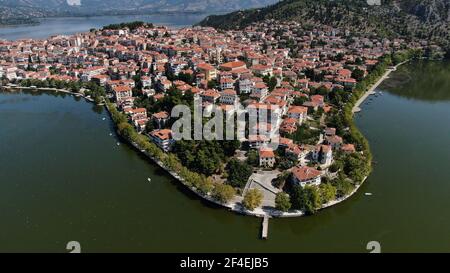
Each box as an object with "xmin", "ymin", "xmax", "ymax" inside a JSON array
[{"xmin": 381, "ymin": 61, "xmax": 450, "ymax": 101}]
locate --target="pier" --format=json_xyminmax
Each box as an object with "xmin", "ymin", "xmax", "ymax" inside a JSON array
[{"xmin": 261, "ymin": 215, "xmax": 269, "ymax": 239}]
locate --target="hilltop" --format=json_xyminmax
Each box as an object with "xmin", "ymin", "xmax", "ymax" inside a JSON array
[{"xmin": 199, "ymin": 0, "xmax": 450, "ymax": 47}]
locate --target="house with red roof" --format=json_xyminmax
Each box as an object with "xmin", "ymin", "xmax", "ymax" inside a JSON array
[
  {"xmin": 201, "ymin": 89, "xmax": 221, "ymax": 104},
  {"xmin": 291, "ymin": 166, "xmax": 322, "ymax": 187},
  {"xmin": 197, "ymin": 62, "xmax": 217, "ymax": 81},
  {"xmin": 149, "ymin": 129, "xmax": 175, "ymax": 152},
  {"xmin": 248, "ymin": 134, "xmax": 270, "ymax": 149},
  {"xmin": 312, "ymin": 145, "xmax": 333, "ymax": 166},
  {"xmin": 220, "ymin": 77, "xmax": 235, "ymax": 90},
  {"xmin": 280, "ymin": 118, "xmax": 298, "ymax": 134},
  {"xmin": 325, "ymin": 135, "xmax": 343, "ymax": 150},
  {"xmin": 113, "ymin": 85, "xmax": 132, "ymax": 103},
  {"xmin": 287, "ymin": 106, "xmax": 308, "ymax": 124},
  {"xmin": 285, "ymin": 144, "xmax": 307, "ymax": 162},
  {"xmin": 259, "ymin": 148, "xmax": 276, "ymax": 168},
  {"xmin": 219, "ymin": 89, "xmax": 238, "ymax": 106},
  {"xmin": 250, "ymin": 82, "xmax": 268, "ymax": 101},
  {"xmin": 152, "ymin": 111, "xmax": 170, "ymax": 129},
  {"xmin": 219, "ymin": 61, "xmax": 247, "ymax": 72}
]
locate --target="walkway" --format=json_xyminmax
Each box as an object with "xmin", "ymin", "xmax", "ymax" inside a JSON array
[
  {"xmin": 244, "ymin": 171, "xmax": 281, "ymax": 207},
  {"xmin": 352, "ymin": 60, "xmax": 409, "ymax": 113}
]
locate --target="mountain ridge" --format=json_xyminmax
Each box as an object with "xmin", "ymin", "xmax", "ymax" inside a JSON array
[
  {"xmin": 0, "ymin": 0, "xmax": 279, "ymax": 18},
  {"xmin": 199, "ymin": 0, "xmax": 450, "ymax": 47}
]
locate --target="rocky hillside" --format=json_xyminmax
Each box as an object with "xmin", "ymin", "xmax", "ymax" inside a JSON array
[
  {"xmin": 199, "ymin": 0, "xmax": 450, "ymax": 46},
  {"xmin": 397, "ymin": 0, "xmax": 450, "ymax": 23}
]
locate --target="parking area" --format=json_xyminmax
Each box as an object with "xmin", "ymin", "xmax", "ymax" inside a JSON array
[{"xmin": 244, "ymin": 170, "xmax": 281, "ymax": 207}]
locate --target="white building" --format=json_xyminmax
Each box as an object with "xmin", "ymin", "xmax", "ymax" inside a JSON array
[
  {"xmin": 149, "ymin": 129, "xmax": 175, "ymax": 152},
  {"xmin": 239, "ymin": 77, "xmax": 253, "ymax": 94},
  {"xmin": 287, "ymin": 106, "xmax": 308, "ymax": 124},
  {"xmin": 220, "ymin": 77, "xmax": 235, "ymax": 90},
  {"xmin": 259, "ymin": 148, "xmax": 276, "ymax": 168},
  {"xmin": 219, "ymin": 89, "xmax": 238, "ymax": 105},
  {"xmin": 113, "ymin": 85, "xmax": 133, "ymax": 102},
  {"xmin": 312, "ymin": 145, "xmax": 333, "ymax": 166},
  {"xmin": 291, "ymin": 166, "xmax": 322, "ymax": 187}
]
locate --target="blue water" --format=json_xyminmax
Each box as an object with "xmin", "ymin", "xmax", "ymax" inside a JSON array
[{"xmin": 0, "ymin": 14, "xmax": 208, "ymax": 40}]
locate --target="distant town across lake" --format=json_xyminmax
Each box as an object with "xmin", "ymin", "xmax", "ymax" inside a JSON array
[{"xmin": 0, "ymin": 13, "xmax": 209, "ymax": 40}]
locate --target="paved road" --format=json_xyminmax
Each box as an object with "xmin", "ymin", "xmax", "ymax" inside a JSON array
[{"xmin": 244, "ymin": 171, "xmax": 281, "ymax": 207}]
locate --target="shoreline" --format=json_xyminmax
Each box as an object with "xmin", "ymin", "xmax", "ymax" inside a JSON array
[
  {"xmin": 0, "ymin": 12, "xmax": 215, "ymax": 30},
  {"xmin": 352, "ymin": 60, "xmax": 410, "ymax": 114},
  {"xmin": 0, "ymin": 85, "xmax": 96, "ymax": 103},
  {"xmin": 0, "ymin": 59, "xmax": 405, "ymax": 218},
  {"xmin": 0, "ymin": 84, "xmax": 374, "ymax": 218}
]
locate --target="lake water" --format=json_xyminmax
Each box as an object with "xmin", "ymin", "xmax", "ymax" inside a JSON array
[
  {"xmin": 1, "ymin": 65, "xmax": 449, "ymax": 251},
  {"xmin": 0, "ymin": 14, "xmax": 209, "ymax": 40}
]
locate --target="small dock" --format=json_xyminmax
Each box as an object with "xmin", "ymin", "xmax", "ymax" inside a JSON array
[{"xmin": 261, "ymin": 215, "xmax": 269, "ymax": 239}]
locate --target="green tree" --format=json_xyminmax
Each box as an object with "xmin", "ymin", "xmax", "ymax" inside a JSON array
[
  {"xmin": 329, "ymin": 160, "xmax": 343, "ymax": 173},
  {"xmin": 352, "ymin": 68, "xmax": 365, "ymax": 82},
  {"xmin": 207, "ymin": 79, "xmax": 218, "ymax": 89},
  {"xmin": 145, "ymin": 119, "xmax": 155, "ymax": 133},
  {"xmin": 197, "ymin": 177, "xmax": 214, "ymax": 195},
  {"xmin": 272, "ymin": 171, "xmax": 290, "ymax": 189},
  {"xmin": 243, "ymin": 189, "xmax": 263, "ymax": 211},
  {"xmin": 226, "ymin": 159, "xmax": 253, "ymax": 188},
  {"xmin": 292, "ymin": 96, "xmax": 307, "ymax": 106},
  {"xmin": 333, "ymin": 178, "xmax": 354, "ymax": 198},
  {"xmin": 275, "ymin": 192, "xmax": 292, "ymax": 212},
  {"xmin": 264, "ymin": 76, "xmax": 278, "ymax": 91},
  {"xmin": 246, "ymin": 150, "xmax": 259, "ymax": 167},
  {"xmin": 319, "ymin": 183, "xmax": 337, "ymax": 204},
  {"xmin": 212, "ymin": 184, "xmax": 236, "ymax": 204},
  {"xmin": 178, "ymin": 72, "xmax": 194, "ymax": 84},
  {"xmin": 291, "ymin": 185, "xmax": 321, "ymax": 215},
  {"xmin": 343, "ymin": 153, "xmax": 369, "ymax": 183},
  {"xmin": 355, "ymin": 57, "xmax": 364, "ymax": 65},
  {"xmin": 445, "ymin": 47, "xmax": 450, "ymax": 60}
]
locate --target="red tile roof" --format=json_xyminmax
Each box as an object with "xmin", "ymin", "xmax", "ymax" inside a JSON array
[{"xmin": 292, "ymin": 166, "xmax": 322, "ymax": 182}]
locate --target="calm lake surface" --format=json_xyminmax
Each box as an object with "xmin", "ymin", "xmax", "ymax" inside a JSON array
[
  {"xmin": 0, "ymin": 14, "xmax": 209, "ymax": 40},
  {"xmin": 1, "ymin": 62, "xmax": 449, "ymax": 252}
]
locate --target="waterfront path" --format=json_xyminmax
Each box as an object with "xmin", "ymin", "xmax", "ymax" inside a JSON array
[
  {"xmin": 352, "ymin": 60, "xmax": 409, "ymax": 113},
  {"xmin": 352, "ymin": 70, "xmax": 391, "ymax": 113},
  {"xmin": 1, "ymin": 85, "xmax": 96, "ymax": 103}
]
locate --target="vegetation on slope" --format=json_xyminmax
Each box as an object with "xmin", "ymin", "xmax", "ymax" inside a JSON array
[{"xmin": 199, "ymin": 0, "xmax": 450, "ymax": 47}]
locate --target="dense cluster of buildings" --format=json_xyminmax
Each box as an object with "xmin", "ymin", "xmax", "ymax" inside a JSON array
[{"xmin": 0, "ymin": 19, "xmax": 417, "ymax": 189}]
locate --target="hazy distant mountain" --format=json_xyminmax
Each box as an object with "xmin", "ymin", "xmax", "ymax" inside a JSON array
[
  {"xmin": 0, "ymin": 0, "xmax": 280, "ymax": 23},
  {"xmin": 71, "ymin": 0, "xmax": 279, "ymax": 12}
]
